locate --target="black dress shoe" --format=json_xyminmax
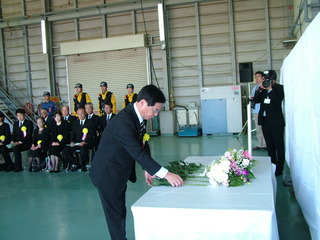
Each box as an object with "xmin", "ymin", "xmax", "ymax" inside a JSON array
[
  {"xmin": 81, "ymin": 167, "xmax": 87, "ymax": 172},
  {"xmin": 253, "ymin": 147, "xmax": 262, "ymax": 150},
  {"xmin": 14, "ymin": 168, "xmax": 23, "ymax": 172},
  {"xmin": 5, "ymin": 165, "xmax": 15, "ymax": 172}
]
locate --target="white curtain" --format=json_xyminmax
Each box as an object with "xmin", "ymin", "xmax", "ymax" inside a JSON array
[{"xmin": 281, "ymin": 13, "xmax": 320, "ymax": 240}]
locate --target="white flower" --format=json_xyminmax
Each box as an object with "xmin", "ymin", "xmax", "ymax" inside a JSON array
[
  {"xmin": 209, "ymin": 178, "xmax": 218, "ymax": 186},
  {"xmin": 242, "ymin": 158, "xmax": 250, "ymax": 167},
  {"xmin": 197, "ymin": 167, "xmax": 208, "ymax": 177}
]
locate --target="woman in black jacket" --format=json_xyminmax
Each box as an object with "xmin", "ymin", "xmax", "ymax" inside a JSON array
[
  {"xmin": 28, "ymin": 117, "xmax": 50, "ymax": 172},
  {"xmin": 48, "ymin": 110, "xmax": 69, "ymax": 172}
]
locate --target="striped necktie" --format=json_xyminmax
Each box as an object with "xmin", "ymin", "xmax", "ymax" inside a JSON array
[{"xmin": 139, "ymin": 121, "xmax": 145, "ymax": 139}]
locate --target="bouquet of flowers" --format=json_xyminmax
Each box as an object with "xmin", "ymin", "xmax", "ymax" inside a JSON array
[{"xmin": 205, "ymin": 148, "xmax": 256, "ymax": 187}]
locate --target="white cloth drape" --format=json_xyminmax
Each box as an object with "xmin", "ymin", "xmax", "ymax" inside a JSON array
[{"xmin": 281, "ymin": 12, "xmax": 320, "ymax": 240}]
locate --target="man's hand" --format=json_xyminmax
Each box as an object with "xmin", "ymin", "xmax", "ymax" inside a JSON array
[
  {"xmin": 145, "ymin": 171, "xmax": 156, "ymax": 186},
  {"xmin": 164, "ymin": 172, "xmax": 184, "ymax": 187}
]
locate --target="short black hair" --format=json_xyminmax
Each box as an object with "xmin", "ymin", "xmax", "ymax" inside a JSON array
[
  {"xmin": 104, "ymin": 102, "xmax": 113, "ymax": 109},
  {"xmin": 255, "ymin": 71, "xmax": 265, "ymax": 77},
  {"xmin": 0, "ymin": 112, "xmax": 5, "ymax": 120},
  {"xmin": 137, "ymin": 85, "xmax": 166, "ymax": 106},
  {"xmin": 265, "ymin": 70, "xmax": 277, "ymax": 81},
  {"xmin": 54, "ymin": 110, "xmax": 62, "ymax": 118},
  {"xmin": 16, "ymin": 108, "xmax": 25, "ymax": 115}
]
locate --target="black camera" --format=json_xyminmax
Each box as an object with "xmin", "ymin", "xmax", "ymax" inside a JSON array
[{"xmin": 262, "ymin": 78, "xmax": 272, "ymax": 88}]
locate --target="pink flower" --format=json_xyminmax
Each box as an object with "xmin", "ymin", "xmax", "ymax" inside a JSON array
[{"xmin": 243, "ymin": 151, "xmax": 252, "ymax": 159}]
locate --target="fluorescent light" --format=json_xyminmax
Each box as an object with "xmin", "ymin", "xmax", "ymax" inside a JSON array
[
  {"xmin": 41, "ymin": 20, "xmax": 47, "ymax": 54},
  {"xmin": 158, "ymin": 3, "xmax": 165, "ymax": 41}
]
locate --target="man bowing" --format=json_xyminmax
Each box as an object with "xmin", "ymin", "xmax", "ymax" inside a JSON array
[{"xmin": 89, "ymin": 84, "xmax": 183, "ymax": 240}]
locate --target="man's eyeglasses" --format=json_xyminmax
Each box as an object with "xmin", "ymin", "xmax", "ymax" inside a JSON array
[{"xmin": 148, "ymin": 104, "xmax": 164, "ymax": 113}]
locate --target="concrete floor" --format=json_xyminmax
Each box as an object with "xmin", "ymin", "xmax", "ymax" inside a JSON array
[{"xmin": 0, "ymin": 135, "xmax": 311, "ymax": 240}]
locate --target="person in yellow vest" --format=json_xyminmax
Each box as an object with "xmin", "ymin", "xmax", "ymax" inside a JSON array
[
  {"xmin": 98, "ymin": 81, "xmax": 116, "ymax": 116},
  {"xmin": 122, "ymin": 83, "xmax": 138, "ymax": 109},
  {"xmin": 73, "ymin": 83, "xmax": 92, "ymax": 116}
]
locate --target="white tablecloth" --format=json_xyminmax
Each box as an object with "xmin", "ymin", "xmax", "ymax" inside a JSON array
[{"xmin": 131, "ymin": 156, "xmax": 279, "ymax": 240}]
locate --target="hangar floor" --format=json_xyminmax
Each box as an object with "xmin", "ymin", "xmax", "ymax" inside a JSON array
[{"xmin": 0, "ymin": 135, "xmax": 311, "ymax": 240}]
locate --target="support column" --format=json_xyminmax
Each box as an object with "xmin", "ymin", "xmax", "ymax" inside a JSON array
[
  {"xmin": 265, "ymin": 0, "xmax": 272, "ymax": 69},
  {"xmin": 228, "ymin": 0, "xmax": 237, "ymax": 84},
  {"xmin": 0, "ymin": 29, "xmax": 8, "ymax": 92},
  {"xmin": 195, "ymin": 2, "xmax": 203, "ymax": 88},
  {"xmin": 22, "ymin": 26, "xmax": 33, "ymax": 101}
]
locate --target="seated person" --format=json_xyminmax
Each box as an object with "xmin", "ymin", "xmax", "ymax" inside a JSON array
[
  {"xmin": 62, "ymin": 108, "xmax": 94, "ymax": 172},
  {"xmin": 85, "ymin": 102, "xmax": 100, "ymax": 151},
  {"xmin": 48, "ymin": 110, "xmax": 69, "ymax": 173},
  {"xmin": 1, "ymin": 109, "xmax": 33, "ymax": 172},
  {"xmin": 0, "ymin": 112, "xmax": 12, "ymax": 171},
  {"xmin": 40, "ymin": 108, "xmax": 55, "ymax": 132},
  {"xmin": 61, "ymin": 105, "xmax": 77, "ymax": 144},
  {"xmin": 99, "ymin": 102, "xmax": 116, "ymax": 135},
  {"xmin": 28, "ymin": 117, "xmax": 50, "ymax": 172}
]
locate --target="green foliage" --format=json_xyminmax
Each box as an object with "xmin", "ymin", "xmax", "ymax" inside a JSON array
[{"xmin": 151, "ymin": 161, "xmax": 202, "ymax": 187}]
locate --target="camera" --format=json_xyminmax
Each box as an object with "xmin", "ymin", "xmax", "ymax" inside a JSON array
[{"xmin": 262, "ymin": 78, "xmax": 272, "ymax": 88}]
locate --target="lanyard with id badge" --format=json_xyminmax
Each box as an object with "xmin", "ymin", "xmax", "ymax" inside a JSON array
[{"xmin": 264, "ymin": 96, "xmax": 271, "ymax": 104}]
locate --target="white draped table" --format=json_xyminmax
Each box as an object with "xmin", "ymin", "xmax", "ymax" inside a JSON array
[{"xmin": 131, "ymin": 156, "xmax": 279, "ymax": 240}]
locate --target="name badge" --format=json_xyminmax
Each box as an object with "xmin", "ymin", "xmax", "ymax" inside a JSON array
[{"xmin": 264, "ymin": 98, "xmax": 271, "ymax": 104}]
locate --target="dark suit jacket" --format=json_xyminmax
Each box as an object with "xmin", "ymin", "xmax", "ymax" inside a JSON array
[
  {"xmin": 12, "ymin": 119, "xmax": 33, "ymax": 145},
  {"xmin": 44, "ymin": 117, "xmax": 56, "ymax": 132},
  {"xmin": 70, "ymin": 119, "xmax": 94, "ymax": 145},
  {"xmin": 253, "ymin": 83, "xmax": 285, "ymax": 126},
  {"xmin": 99, "ymin": 113, "xmax": 116, "ymax": 134},
  {"xmin": 87, "ymin": 114, "xmax": 100, "ymax": 136},
  {"xmin": 0, "ymin": 122, "xmax": 11, "ymax": 145},
  {"xmin": 89, "ymin": 104, "xmax": 161, "ymax": 192}
]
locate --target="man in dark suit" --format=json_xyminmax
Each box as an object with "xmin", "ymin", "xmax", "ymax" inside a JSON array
[
  {"xmin": 1, "ymin": 108, "xmax": 33, "ymax": 172},
  {"xmin": 90, "ymin": 85, "xmax": 183, "ymax": 240},
  {"xmin": 62, "ymin": 108, "xmax": 94, "ymax": 172},
  {"xmin": 253, "ymin": 70, "xmax": 285, "ymax": 176},
  {"xmin": 61, "ymin": 105, "xmax": 77, "ymax": 144},
  {"xmin": 40, "ymin": 108, "xmax": 55, "ymax": 131},
  {"xmin": 98, "ymin": 102, "xmax": 116, "ymax": 135},
  {"xmin": 85, "ymin": 103, "xmax": 100, "ymax": 151}
]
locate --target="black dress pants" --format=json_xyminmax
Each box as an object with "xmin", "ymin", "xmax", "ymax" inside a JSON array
[
  {"xmin": 262, "ymin": 118, "xmax": 285, "ymax": 174},
  {"xmin": 1, "ymin": 144, "xmax": 30, "ymax": 171},
  {"xmin": 62, "ymin": 145, "xmax": 90, "ymax": 168},
  {"xmin": 98, "ymin": 186, "xmax": 127, "ymax": 240}
]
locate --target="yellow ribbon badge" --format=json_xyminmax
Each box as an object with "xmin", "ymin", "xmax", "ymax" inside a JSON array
[
  {"xmin": 0, "ymin": 135, "xmax": 5, "ymax": 141},
  {"xmin": 57, "ymin": 134, "xmax": 63, "ymax": 141},
  {"xmin": 21, "ymin": 126, "xmax": 27, "ymax": 132},
  {"xmin": 37, "ymin": 140, "xmax": 42, "ymax": 145},
  {"xmin": 82, "ymin": 128, "xmax": 89, "ymax": 134},
  {"xmin": 143, "ymin": 133, "xmax": 150, "ymax": 142}
]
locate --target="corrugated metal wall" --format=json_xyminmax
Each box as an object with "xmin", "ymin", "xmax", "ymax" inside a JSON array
[
  {"xmin": 67, "ymin": 48, "xmax": 147, "ymax": 112},
  {"xmin": 0, "ymin": 0, "xmax": 291, "ymax": 110}
]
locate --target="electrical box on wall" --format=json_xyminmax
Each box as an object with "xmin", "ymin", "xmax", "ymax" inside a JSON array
[{"xmin": 200, "ymin": 85, "xmax": 242, "ymax": 135}]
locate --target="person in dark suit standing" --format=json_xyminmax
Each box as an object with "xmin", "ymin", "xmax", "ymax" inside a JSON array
[
  {"xmin": 62, "ymin": 108, "xmax": 94, "ymax": 172},
  {"xmin": 89, "ymin": 85, "xmax": 184, "ymax": 240},
  {"xmin": 253, "ymin": 70, "xmax": 285, "ymax": 176},
  {"xmin": 1, "ymin": 108, "xmax": 33, "ymax": 172},
  {"xmin": 98, "ymin": 102, "xmax": 116, "ymax": 135}
]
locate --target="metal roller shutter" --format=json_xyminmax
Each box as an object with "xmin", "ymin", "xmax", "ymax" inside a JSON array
[{"xmin": 66, "ymin": 47, "xmax": 147, "ymax": 113}]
